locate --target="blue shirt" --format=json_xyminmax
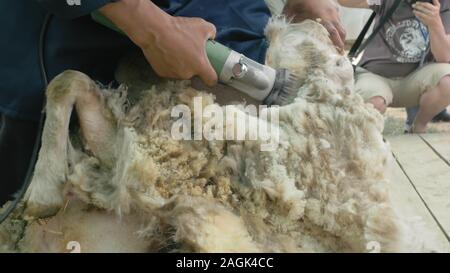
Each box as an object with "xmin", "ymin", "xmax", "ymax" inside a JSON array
[{"xmin": 0, "ymin": 0, "xmax": 270, "ymax": 121}]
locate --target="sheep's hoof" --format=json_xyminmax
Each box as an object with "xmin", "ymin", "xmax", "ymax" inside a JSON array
[{"xmin": 24, "ymin": 202, "xmax": 61, "ymax": 220}]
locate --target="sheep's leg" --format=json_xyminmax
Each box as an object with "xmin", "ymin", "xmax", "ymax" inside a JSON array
[
  {"xmin": 25, "ymin": 70, "xmax": 116, "ymax": 218},
  {"xmin": 155, "ymin": 197, "xmax": 260, "ymax": 252}
]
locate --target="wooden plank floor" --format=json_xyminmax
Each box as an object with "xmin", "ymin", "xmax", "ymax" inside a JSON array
[{"xmin": 387, "ymin": 134, "xmax": 450, "ymax": 252}]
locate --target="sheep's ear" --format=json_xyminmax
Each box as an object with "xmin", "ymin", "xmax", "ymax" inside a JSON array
[{"xmin": 265, "ymin": 16, "xmax": 289, "ymax": 42}]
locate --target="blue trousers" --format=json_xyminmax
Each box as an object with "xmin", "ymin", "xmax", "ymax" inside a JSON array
[{"xmin": 0, "ymin": 115, "xmax": 39, "ymax": 204}]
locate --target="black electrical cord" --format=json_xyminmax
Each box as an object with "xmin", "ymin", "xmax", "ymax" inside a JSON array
[{"xmin": 0, "ymin": 13, "xmax": 52, "ymax": 224}]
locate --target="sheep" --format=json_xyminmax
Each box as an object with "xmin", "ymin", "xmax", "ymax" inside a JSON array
[{"xmin": 0, "ymin": 19, "xmax": 437, "ymax": 253}]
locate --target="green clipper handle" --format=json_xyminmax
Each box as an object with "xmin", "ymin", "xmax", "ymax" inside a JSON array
[
  {"xmin": 91, "ymin": 11, "xmax": 231, "ymax": 77},
  {"xmin": 91, "ymin": 11, "xmax": 125, "ymax": 35},
  {"xmin": 205, "ymin": 40, "xmax": 232, "ymax": 77}
]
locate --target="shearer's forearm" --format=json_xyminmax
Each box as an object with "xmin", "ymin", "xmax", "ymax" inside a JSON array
[
  {"xmin": 336, "ymin": 0, "xmax": 369, "ymax": 9},
  {"xmin": 99, "ymin": 0, "xmax": 170, "ymax": 49},
  {"xmin": 284, "ymin": 0, "xmax": 327, "ymax": 12},
  {"xmin": 283, "ymin": 0, "xmax": 339, "ymax": 20},
  {"xmin": 429, "ymin": 22, "xmax": 450, "ymax": 63}
]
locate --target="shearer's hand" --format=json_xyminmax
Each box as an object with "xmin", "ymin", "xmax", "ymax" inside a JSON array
[
  {"xmin": 139, "ymin": 16, "xmax": 218, "ymax": 86},
  {"xmin": 413, "ymin": 0, "xmax": 443, "ymax": 30},
  {"xmin": 283, "ymin": 0, "xmax": 347, "ymax": 52},
  {"xmin": 100, "ymin": 0, "xmax": 218, "ymax": 86}
]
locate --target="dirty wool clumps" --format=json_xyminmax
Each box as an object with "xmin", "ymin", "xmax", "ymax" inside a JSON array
[{"xmin": 0, "ymin": 19, "xmax": 437, "ymax": 253}]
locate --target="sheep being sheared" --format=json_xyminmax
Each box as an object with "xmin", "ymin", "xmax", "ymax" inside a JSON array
[{"xmin": 0, "ymin": 19, "xmax": 438, "ymax": 253}]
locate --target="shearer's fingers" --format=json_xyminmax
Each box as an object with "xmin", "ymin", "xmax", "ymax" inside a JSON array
[
  {"xmin": 414, "ymin": 2, "xmax": 439, "ymax": 14},
  {"xmin": 324, "ymin": 21, "xmax": 345, "ymax": 53},
  {"xmin": 334, "ymin": 20, "xmax": 347, "ymax": 45},
  {"xmin": 413, "ymin": 10, "xmax": 430, "ymax": 20},
  {"xmin": 199, "ymin": 21, "xmax": 218, "ymax": 87},
  {"xmin": 199, "ymin": 53, "xmax": 219, "ymax": 87},
  {"xmin": 200, "ymin": 18, "xmax": 217, "ymax": 40}
]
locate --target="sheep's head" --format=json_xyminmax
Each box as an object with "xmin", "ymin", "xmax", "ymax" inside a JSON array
[{"xmin": 265, "ymin": 18, "xmax": 354, "ymax": 90}]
